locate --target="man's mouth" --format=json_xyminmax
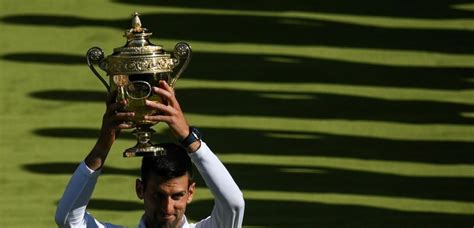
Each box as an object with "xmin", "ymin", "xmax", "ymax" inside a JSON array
[{"xmin": 160, "ymin": 214, "xmax": 175, "ymax": 220}]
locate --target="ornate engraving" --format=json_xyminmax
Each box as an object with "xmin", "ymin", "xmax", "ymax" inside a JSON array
[
  {"xmin": 106, "ymin": 56, "xmax": 176, "ymax": 74},
  {"xmin": 113, "ymin": 45, "xmax": 162, "ymax": 54},
  {"xmin": 174, "ymin": 42, "xmax": 191, "ymax": 57},
  {"xmin": 87, "ymin": 48, "xmax": 104, "ymax": 62}
]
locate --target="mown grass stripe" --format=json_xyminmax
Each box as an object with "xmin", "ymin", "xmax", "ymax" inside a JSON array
[
  {"xmin": 219, "ymin": 154, "xmax": 474, "ymax": 178},
  {"xmin": 186, "ymin": 42, "xmax": 474, "ymax": 67},
  {"xmin": 178, "ymin": 79, "xmax": 474, "ymax": 105},
  {"xmin": 240, "ymin": 190, "xmax": 474, "ymax": 215},
  {"xmin": 185, "ymin": 114, "xmax": 474, "ymax": 142},
  {"xmin": 113, "ymin": 7, "xmax": 474, "ymax": 31}
]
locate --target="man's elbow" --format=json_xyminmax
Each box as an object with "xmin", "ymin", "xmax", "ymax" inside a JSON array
[
  {"xmin": 229, "ymin": 192, "xmax": 245, "ymax": 213},
  {"xmin": 55, "ymin": 208, "xmax": 73, "ymax": 227},
  {"xmin": 54, "ymin": 211, "xmax": 67, "ymax": 227},
  {"xmin": 55, "ymin": 206, "xmax": 72, "ymax": 227}
]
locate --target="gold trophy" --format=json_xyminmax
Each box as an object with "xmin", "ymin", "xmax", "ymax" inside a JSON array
[{"xmin": 86, "ymin": 12, "xmax": 192, "ymax": 157}]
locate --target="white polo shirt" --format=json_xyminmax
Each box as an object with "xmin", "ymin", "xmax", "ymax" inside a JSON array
[{"xmin": 55, "ymin": 142, "xmax": 245, "ymax": 228}]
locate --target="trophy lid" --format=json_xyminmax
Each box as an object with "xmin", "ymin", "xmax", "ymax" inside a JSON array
[
  {"xmin": 105, "ymin": 12, "xmax": 176, "ymax": 75},
  {"xmin": 114, "ymin": 12, "xmax": 164, "ymax": 54}
]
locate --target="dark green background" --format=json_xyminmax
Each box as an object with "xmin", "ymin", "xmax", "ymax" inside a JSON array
[{"xmin": 0, "ymin": 1, "xmax": 473, "ymax": 227}]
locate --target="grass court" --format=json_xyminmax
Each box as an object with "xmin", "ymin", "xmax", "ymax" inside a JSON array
[{"xmin": 0, "ymin": 1, "xmax": 473, "ymax": 227}]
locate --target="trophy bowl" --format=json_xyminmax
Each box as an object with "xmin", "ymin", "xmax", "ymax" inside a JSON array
[{"xmin": 86, "ymin": 12, "xmax": 192, "ymax": 157}]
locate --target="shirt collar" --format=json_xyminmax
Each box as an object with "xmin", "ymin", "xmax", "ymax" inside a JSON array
[{"xmin": 137, "ymin": 215, "xmax": 190, "ymax": 228}]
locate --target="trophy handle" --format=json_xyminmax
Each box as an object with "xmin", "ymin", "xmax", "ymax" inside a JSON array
[
  {"xmin": 170, "ymin": 42, "xmax": 192, "ymax": 88},
  {"xmin": 86, "ymin": 47, "xmax": 110, "ymax": 91}
]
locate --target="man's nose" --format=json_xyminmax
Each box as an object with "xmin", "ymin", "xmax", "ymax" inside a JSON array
[{"xmin": 161, "ymin": 197, "xmax": 174, "ymax": 214}]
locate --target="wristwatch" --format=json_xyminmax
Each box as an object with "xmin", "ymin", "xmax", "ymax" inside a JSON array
[{"xmin": 179, "ymin": 127, "xmax": 202, "ymax": 147}]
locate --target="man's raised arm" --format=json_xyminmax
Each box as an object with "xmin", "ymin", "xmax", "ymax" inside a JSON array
[
  {"xmin": 144, "ymin": 80, "xmax": 245, "ymax": 227},
  {"xmin": 55, "ymin": 94, "xmax": 134, "ymax": 227},
  {"xmin": 189, "ymin": 142, "xmax": 245, "ymax": 228}
]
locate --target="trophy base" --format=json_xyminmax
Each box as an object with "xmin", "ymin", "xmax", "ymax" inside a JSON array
[
  {"xmin": 123, "ymin": 144, "xmax": 167, "ymax": 157},
  {"xmin": 123, "ymin": 126, "xmax": 166, "ymax": 158}
]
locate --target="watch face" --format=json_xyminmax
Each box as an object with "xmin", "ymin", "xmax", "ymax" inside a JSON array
[{"xmin": 191, "ymin": 128, "xmax": 201, "ymax": 140}]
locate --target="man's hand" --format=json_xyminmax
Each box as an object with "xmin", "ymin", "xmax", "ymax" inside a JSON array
[
  {"xmin": 144, "ymin": 80, "xmax": 189, "ymax": 140},
  {"xmin": 99, "ymin": 92, "xmax": 135, "ymax": 143},
  {"xmin": 144, "ymin": 80, "xmax": 200, "ymax": 152},
  {"xmin": 86, "ymin": 92, "xmax": 134, "ymax": 170}
]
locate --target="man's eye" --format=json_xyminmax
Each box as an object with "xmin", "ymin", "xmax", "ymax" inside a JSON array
[{"xmin": 172, "ymin": 193, "xmax": 185, "ymax": 200}]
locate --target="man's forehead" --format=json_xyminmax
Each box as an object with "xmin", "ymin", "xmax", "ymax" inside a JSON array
[{"xmin": 147, "ymin": 173, "xmax": 190, "ymax": 188}]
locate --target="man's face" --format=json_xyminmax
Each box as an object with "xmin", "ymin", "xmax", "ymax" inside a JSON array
[{"xmin": 136, "ymin": 173, "xmax": 195, "ymax": 228}]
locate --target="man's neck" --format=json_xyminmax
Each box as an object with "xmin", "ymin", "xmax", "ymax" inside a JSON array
[{"xmin": 141, "ymin": 215, "xmax": 186, "ymax": 228}]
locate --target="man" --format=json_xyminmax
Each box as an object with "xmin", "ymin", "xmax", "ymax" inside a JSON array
[{"xmin": 55, "ymin": 80, "xmax": 245, "ymax": 228}]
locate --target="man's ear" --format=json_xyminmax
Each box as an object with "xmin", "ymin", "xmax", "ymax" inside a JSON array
[
  {"xmin": 136, "ymin": 179, "xmax": 144, "ymax": 200},
  {"xmin": 187, "ymin": 182, "xmax": 196, "ymax": 204}
]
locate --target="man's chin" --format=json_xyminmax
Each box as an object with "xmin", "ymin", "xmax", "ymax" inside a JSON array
[{"xmin": 156, "ymin": 215, "xmax": 178, "ymax": 228}]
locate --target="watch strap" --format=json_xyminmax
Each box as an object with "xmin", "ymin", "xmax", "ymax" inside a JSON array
[{"xmin": 179, "ymin": 127, "xmax": 201, "ymax": 147}]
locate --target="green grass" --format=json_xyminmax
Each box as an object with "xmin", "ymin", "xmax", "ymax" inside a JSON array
[{"xmin": 1, "ymin": 1, "xmax": 473, "ymax": 227}]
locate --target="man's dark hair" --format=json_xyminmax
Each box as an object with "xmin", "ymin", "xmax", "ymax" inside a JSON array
[{"xmin": 140, "ymin": 143, "xmax": 194, "ymax": 189}]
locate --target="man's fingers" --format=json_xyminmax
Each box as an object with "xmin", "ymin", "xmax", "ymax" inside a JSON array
[
  {"xmin": 160, "ymin": 80, "xmax": 173, "ymax": 93},
  {"xmin": 153, "ymin": 80, "xmax": 180, "ymax": 109},
  {"xmin": 113, "ymin": 112, "xmax": 135, "ymax": 120},
  {"xmin": 145, "ymin": 100, "xmax": 176, "ymax": 115},
  {"xmin": 117, "ymin": 122, "xmax": 134, "ymax": 129},
  {"xmin": 108, "ymin": 114, "xmax": 134, "ymax": 130},
  {"xmin": 152, "ymin": 86, "xmax": 173, "ymax": 103},
  {"xmin": 105, "ymin": 100, "xmax": 128, "ymax": 116},
  {"xmin": 144, "ymin": 114, "xmax": 171, "ymax": 124}
]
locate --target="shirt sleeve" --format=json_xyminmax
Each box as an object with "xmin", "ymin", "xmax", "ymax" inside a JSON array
[
  {"xmin": 189, "ymin": 141, "xmax": 245, "ymax": 228},
  {"xmin": 55, "ymin": 161, "xmax": 121, "ymax": 228}
]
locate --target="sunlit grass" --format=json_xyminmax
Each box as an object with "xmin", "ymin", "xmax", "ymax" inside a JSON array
[
  {"xmin": 0, "ymin": 0, "xmax": 473, "ymax": 227},
  {"xmin": 242, "ymin": 191, "xmax": 474, "ymax": 215},
  {"xmin": 219, "ymin": 154, "xmax": 474, "ymax": 177},
  {"xmin": 178, "ymin": 79, "xmax": 474, "ymax": 104},
  {"xmin": 189, "ymin": 42, "xmax": 474, "ymax": 67}
]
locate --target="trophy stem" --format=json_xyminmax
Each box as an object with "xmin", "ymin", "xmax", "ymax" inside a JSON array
[{"xmin": 123, "ymin": 126, "xmax": 166, "ymax": 157}]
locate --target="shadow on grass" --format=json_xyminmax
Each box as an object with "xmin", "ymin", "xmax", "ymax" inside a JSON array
[
  {"xmin": 28, "ymin": 88, "xmax": 474, "ymax": 124},
  {"xmin": 2, "ymin": 13, "xmax": 473, "ymax": 54},
  {"xmin": 176, "ymin": 89, "xmax": 474, "ymax": 125},
  {"xmin": 112, "ymin": 0, "xmax": 474, "ymax": 19},
  {"xmin": 1, "ymin": 53, "xmax": 84, "ymax": 65},
  {"xmin": 59, "ymin": 197, "xmax": 474, "ymax": 227},
  {"xmin": 26, "ymin": 161, "xmax": 474, "ymax": 201},
  {"xmin": 190, "ymin": 199, "xmax": 474, "ymax": 227},
  {"xmin": 32, "ymin": 127, "xmax": 474, "ymax": 164},
  {"xmin": 4, "ymin": 52, "xmax": 473, "ymax": 90}
]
